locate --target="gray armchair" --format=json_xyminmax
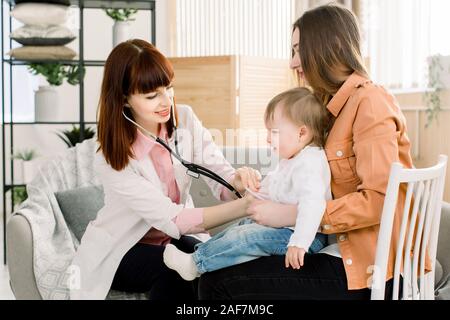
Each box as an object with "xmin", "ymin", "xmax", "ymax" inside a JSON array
[{"xmin": 6, "ymin": 146, "xmax": 450, "ymax": 299}]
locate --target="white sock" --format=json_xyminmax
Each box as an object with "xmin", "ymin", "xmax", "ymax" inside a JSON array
[{"xmin": 163, "ymin": 244, "xmax": 200, "ymax": 281}]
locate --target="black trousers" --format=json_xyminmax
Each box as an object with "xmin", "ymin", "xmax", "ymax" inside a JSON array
[
  {"xmin": 110, "ymin": 236, "xmax": 201, "ymax": 300},
  {"xmin": 198, "ymin": 253, "xmax": 396, "ymax": 300}
]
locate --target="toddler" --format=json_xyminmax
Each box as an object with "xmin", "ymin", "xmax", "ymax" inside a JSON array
[{"xmin": 164, "ymin": 87, "xmax": 332, "ymax": 280}]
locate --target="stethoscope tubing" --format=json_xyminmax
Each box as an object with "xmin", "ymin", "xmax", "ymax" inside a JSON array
[{"xmin": 122, "ymin": 108, "xmax": 243, "ymax": 199}]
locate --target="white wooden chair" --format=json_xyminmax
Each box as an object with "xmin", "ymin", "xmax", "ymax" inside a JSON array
[{"xmin": 371, "ymin": 155, "xmax": 448, "ymax": 300}]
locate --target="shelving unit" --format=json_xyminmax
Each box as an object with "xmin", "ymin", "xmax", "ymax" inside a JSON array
[{"xmin": 1, "ymin": 0, "xmax": 156, "ymax": 264}]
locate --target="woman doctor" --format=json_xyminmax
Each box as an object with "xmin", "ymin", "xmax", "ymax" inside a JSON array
[{"xmin": 70, "ymin": 39, "xmax": 259, "ymax": 300}]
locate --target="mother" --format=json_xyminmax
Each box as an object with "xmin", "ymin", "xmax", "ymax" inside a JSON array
[{"xmin": 198, "ymin": 3, "xmax": 415, "ymax": 300}]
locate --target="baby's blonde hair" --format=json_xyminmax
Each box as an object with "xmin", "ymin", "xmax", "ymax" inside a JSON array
[{"xmin": 264, "ymin": 87, "xmax": 331, "ymax": 148}]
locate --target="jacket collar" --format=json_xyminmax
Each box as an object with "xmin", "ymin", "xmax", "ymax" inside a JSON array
[{"xmin": 326, "ymin": 72, "xmax": 372, "ymax": 117}]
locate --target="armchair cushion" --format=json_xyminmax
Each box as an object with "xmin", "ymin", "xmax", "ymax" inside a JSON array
[{"xmin": 55, "ymin": 185, "xmax": 104, "ymax": 241}]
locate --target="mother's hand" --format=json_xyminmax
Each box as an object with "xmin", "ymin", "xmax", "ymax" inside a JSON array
[{"xmin": 247, "ymin": 199, "xmax": 297, "ymax": 228}]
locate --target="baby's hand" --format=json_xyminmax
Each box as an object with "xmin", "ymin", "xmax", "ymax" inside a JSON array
[
  {"xmin": 233, "ymin": 167, "xmax": 262, "ymax": 193},
  {"xmin": 285, "ymin": 246, "xmax": 306, "ymax": 269}
]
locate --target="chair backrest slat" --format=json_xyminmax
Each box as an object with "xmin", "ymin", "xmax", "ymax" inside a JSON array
[
  {"xmin": 402, "ymin": 181, "xmax": 423, "ymax": 300},
  {"xmin": 412, "ymin": 180, "xmax": 431, "ymax": 299},
  {"xmin": 392, "ymin": 181, "xmax": 414, "ymax": 300},
  {"xmin": 371, "ymin": 155, "xmax": 448, "ymax": 300},
  {"xmin": 420, "ymin": 178, "xmax": 438, "ymax": 298}
]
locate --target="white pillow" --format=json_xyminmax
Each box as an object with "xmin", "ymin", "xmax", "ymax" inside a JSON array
[
  {"xmin": 11, "ymin": 25, "xmax": 75, "ymax": 38},
  {"xmin": 10, "ymin": 3, "xmax": 70, "ymax": 26}
]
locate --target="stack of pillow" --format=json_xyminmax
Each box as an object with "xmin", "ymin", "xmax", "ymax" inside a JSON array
[{"xmin": 7, "ymin": 0, "xmax": 77, "ymax": 60}]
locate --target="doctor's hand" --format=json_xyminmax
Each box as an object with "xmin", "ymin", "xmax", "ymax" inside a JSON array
[
  {"xmin": 247, "ymin": 200, "xmax": 297, "ymax": 228},
  {"xmin": 285, "ymin": 246, "xmax": 306, "ymax": 269},
  {"xmin": 233, "ymin": 167, "xmax": 262, "ymax": 194}
]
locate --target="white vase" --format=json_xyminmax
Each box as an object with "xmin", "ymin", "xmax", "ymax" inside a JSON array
[
  {"xmin": 22, "ymin": 160, "xmax": 35, "ymax": 184},
  {"xmin": 35, "ymin": 85, "xmax": 60, "ymax": 122},
  {"xmin": 113, "ymin": 21, "xmax": 131, "ymax": 47}
]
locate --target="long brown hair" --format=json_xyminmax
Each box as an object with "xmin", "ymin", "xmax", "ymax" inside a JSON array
[
  {"xmin": 264, "ymin": 87, "xmax": 331, "ymax": 148},
  {"xmin": 293, "ymin": 4, "xmax": 369, "ymax": 105},
  {"xmin": 97, "ymin": 39, "xmax": 176, "ymax": 171}
]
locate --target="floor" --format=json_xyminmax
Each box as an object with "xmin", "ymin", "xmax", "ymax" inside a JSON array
[
  {"xmin": 0, "ymin": 219, "xmax": 15, "ymax": 300},
  {"xmin": 0, "ymin": 265, "xmax": 14, "ymax": 300}
]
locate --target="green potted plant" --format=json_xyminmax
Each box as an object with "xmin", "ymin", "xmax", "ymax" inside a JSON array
[
  {"xmin": 28, "ymin": 63, "xmax": 85, "ymax": 122},
  {"xmin": 12, "ymin": 186, "xmax": 28, "ymax": 208},
  {"xmin": 103, "ymin": 8, "xmax": 138, "ymax": 47},
  {"xmin": 423, "ymin": 55, "xmax": 447, "ymax": 128},
  {"xmin": 13, "ymin": 148, "xmax": 38, "ymax": 184},
  {"xmin": 56, "ymin": 125, "xmax": 96, "ymax": 148}
]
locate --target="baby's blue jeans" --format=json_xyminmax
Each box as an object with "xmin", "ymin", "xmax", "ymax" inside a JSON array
[{"xmin": 192, "ymin": 218, "xmax": 327, "ymax": 274}]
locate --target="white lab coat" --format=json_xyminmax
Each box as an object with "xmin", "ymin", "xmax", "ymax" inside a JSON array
[{"xmin": 70, "ymin": 105, "xmax": 235, "ymax": 300}]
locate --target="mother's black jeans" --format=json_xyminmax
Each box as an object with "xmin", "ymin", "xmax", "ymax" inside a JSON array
[{"xmin": 198, "ymin": 253, "xmax": 396, "ymax": 300}]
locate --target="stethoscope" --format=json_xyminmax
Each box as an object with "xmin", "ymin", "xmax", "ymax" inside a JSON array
[{"xmin": 122, "ymin": 98, "xmax": 243, "ymax": 199}]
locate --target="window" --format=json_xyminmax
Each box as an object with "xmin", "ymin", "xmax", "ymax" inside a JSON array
[
  {"xmin": 176, "ymin": 0, "xmax": 295, "ymax": 59},
  {"xmin": 362, "ymin": 0, "xmax": 450, "ymax": 89}
]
